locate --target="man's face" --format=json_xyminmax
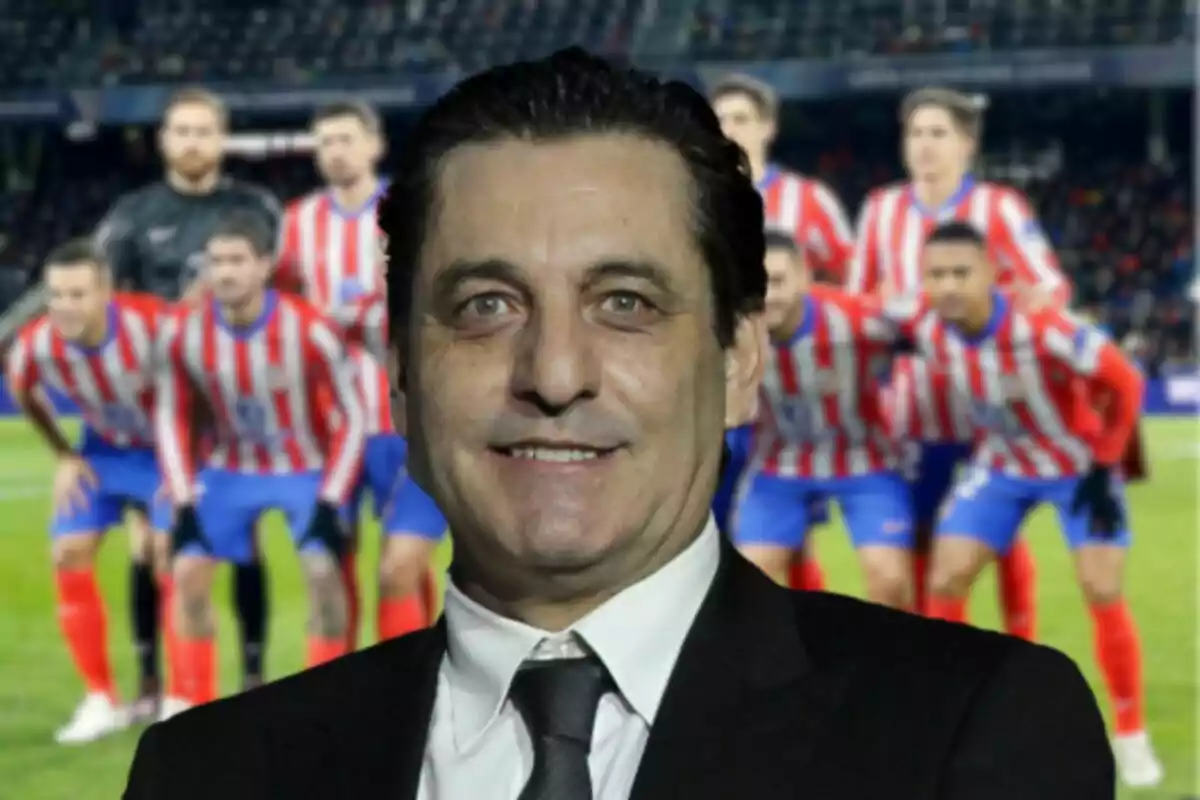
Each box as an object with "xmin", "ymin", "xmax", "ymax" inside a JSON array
[
  {"xmin": 903, "ymin": 105, "xmax": 973, "ymax": 181},
  {"xmin": 763, "ymin": 247, "xmax": 808, "ymax": 333},
  {"xmin": 922, "ymin": 240, "xmax": 991, "ymax": 324},
  {"xmin": 712, "ymin": 93, "xmax": 775, "ymax": 164},
  {"xmin": 406, "ymin": 134, "xmax": 736, "ymax": 592},
  {"xmin": 313, "ymin": 114, "xmax": 381, "ymax": 188},
  {"xmin": 159, "ymin": 102, "xmax": 225, "ymax": 181},
  {"xmin": 206, "ymin": 236, "xmax": 268, "ymax": 308},
  {"xmin": 46, "ymin": 263, "xmax": 109, "ymax": 341}
]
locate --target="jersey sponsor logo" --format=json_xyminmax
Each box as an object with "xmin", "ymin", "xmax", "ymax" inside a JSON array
[
  {"xmin": 266, "ymin": 365, "xmax": 290, "ymax": 391},
  {"xmin": 338, "ymin": 278, "xmax": 366, "ymax": 304},
  {"xmin": 1000, "ymin": 373, "xmax": 1024, "ymax": 399},
  {"xmin": 147, "ymin": 226, "xmax": 176, "ymax": 244}
]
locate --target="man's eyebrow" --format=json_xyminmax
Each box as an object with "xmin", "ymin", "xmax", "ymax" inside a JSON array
[
  {"xmin": 583, "ymin": 259, "xmax": 680, "ymax": 295},
  {"xmin": 431, "ymin": 258, "xmax": 526, "ymax": 298}
]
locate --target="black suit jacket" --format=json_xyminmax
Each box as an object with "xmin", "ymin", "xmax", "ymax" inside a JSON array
[{"xmin": 124, "ymin": 547, "xmax": 1114, "ymax": 799}]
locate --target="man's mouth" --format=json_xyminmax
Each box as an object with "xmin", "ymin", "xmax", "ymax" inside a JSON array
[{"xmin": 490, "ymin": 442, "xmax": 620, "ymax": 464}]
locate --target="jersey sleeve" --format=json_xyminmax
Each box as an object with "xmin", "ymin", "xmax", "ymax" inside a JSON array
[
  {"xmin": 804, "ymin": 181, "xmax": 854, "ymax": 278},
  {"xmin": 845, "ymin": 193, "xmax": 881, "ymax": 295},
  {"xmin": 993, "ymin": 188, "xmax": 1071, "ymax": 306},
  {"xmin": 331, "ymin": 290, "xmax": 389, "ymax": 361},
  {"xmin": 1040, "ymin": 311, "xmax": 1143, "ymax": 465},
  {"xmin": 306, "ymin": 318, "xmax": 366, "ymax": 504},
  {"xmin": 94, "ymin": 195, "xmax": 143, "ymax": 291},
  {"xmin": 274, "ymin": 201, "xmax": 304, "ymax": 292},
  {"xmin": 4, "ymin": 327, "xmax": 39, "ymax": 396},
  {"xmin": 153, "ymin": 315, "xmax": 199, "ymax": 505}
]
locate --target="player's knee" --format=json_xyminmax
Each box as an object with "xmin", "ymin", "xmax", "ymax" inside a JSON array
[
  {"xmin": 1077, "ymin": 572, "xmax": 1123, "ymax": 606},
  {"xmin": 51, "ymin": 535, "xmax": 99, "ymax": 571},
  {"xmin": 738, "ymin": 545, "xmax": 792, "ymax": 585},
  {"xmin": 301, "ymin": 551, "xmax": 348, "ymax": 637},
  {"xmin": 858, "ymin": 549, "xmax": 911, "ymax": 606},
  {"xmin": 150, "ymin": 532, "xmax": 172, "ymax": 577},
  {"xmin": 928, "ymin": 542, "xmax": 982, "ymax": 597},
  {"xmin": 126, "ymin": 511, "xmax": 153, "ymax": 562},
  {"xmin": 379, "ymin": 537, "xmax": 435, "ymax": 597}
]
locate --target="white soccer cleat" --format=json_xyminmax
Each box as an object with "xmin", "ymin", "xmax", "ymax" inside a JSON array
[
  {"xmin": 1113, "ymin": 731, "xmax": 1164, "ymax": 789},
  {"xmin": 54, "ymin": 693, "xmax": 129, "ymax": 745},
  {"xmin": 157, "ymin": 696, "xmax": 194, "ymax": 723}
]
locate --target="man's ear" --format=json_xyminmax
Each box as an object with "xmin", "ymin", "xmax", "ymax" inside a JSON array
[{"xmin": 724, "ymin": 312, "xmax": 767, "ymax": 429}]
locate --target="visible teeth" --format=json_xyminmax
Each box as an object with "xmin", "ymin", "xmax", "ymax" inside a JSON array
[{"xmin": 510, "ymin": 447, "xmax": 600, "ymax": 462}]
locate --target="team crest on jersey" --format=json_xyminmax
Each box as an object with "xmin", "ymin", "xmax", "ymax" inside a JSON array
[
  {"xmin": 1001, "ymin": 373, "xmax": 1024, "ymax": 399},
  {"xmin": 266, "ymin": 364, "xmax": 290, "ymax": 390},
  {"xmin": 339, "ymin": 278, "xmax": 366, "ymax": 303},
  {"xmin": 815, "ymin": 368, "xmax": 840, "ymax": 394}
]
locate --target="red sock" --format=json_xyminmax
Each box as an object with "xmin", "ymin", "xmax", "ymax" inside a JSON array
[
  {"xmin": 157, "ymin": 574, "xmax": 182, "ymax": 698},
  {"xmin": 1089, "ymin": 599, "xmax": 1145, "ymax": 734},
  {"xmin": 789, "ymin": 555, "xmax": 826, "ymax": 591},
  {"xmin": 176, "ymin": 636, "xmax": 216, "ymax": 705},
  {"xmin": 306, "ymin": 636, "xmax": 347, "ymax": 667},
  {"xmin": 996, "ymin": 540, "xmax": 1038, "ymax": 641},
  {"xmin": 926, "ymin": 595, "xmax": 968, "ymax": 624},
  {"xmin": 54, "ymin": 569, "xmax": 115, "ymax": 697},
  {"xmin": 377, "ymin": 595, "xmax": 427, "ymax": 641},
  {"xmin": 912, "ymin": 554, "xmax": 930, "ymax": 615},
  {"xmin": 340, "ymin": 553, "xmax": 360, "ymax": 652}
]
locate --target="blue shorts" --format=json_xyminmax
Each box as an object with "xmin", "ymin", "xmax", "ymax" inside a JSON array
[
  {"xmin": 733, "ymin": 471, "xmax": 913, "ymax": 550},
  {"xmin": 352, "ymin": 434, "xmax": 446, "ymax": 539},
  {"xmin": 713, "ymin": 427, "xmax": 828, "ymax": 535},
  {"xmin": 51, "ymin": 429, "xmax": 172, "ymax": 537},
  {"xmin": 938, "ymin": 468, "xmax": 1132, "ymax": 553},
  {"xmin": 907, "ymin": 441, "xmax": 973, "ymax": 525},
  {"xmin": 181, "ymin": 468, "xmax": 340, "ymax": 564}
]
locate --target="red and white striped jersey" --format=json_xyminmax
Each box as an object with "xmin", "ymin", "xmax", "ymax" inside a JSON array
[
  {"xmin": 753, "ymin": 288, "xmax": 898, "ymax": 479},
  {"xmin": 277, "ymin": 185, "xmax": 392, "ymax": 435},
  {"xmin": 847, "ymin": 177, "xmax": 1071, "ymax": 443},
  {"xmin": 759, "ymin": 166, "xmax": 854, "ymax": 277},
  {"xmin": 6, "ymin": 293, "xmax": 168, "ymax": 448},
  {"xmin": 889, "ymin": 293, "xmax": 1136, "ymax": 478},
  {"xmin": 154, "ymin": 291, "xmax": 366, "ymax": 505},
  {"xmin": 846, "ymin": 177, "xmax": 1069, "ymax": 300}
]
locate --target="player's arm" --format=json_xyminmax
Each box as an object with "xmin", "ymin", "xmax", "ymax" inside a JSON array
[
  {"xmin": 152, "ymin": 318, "xmax": 198, "ymax": 506},
  {"xmin": 272, "ymin": 201, "xmax": 305, "ymax": 294},
  {"xmin": 94, "ymin": 195, "xmax": 144, "ymax": 292},
  {"xmin": 308, "ymin": 319, "xmax": 366, "ymax": 506},
  {"xmin": 844, "ymin": 192, "xmax": 881, "ymax": 295},
  {"xmin": 993, "ymin": 188, "xmax": 1071, "ymax": 308},
  {"xmin": 332, "ymin": 290, "xmax": 388, "ymax": 361},
  {"xmin": 1043, "ymin": 313, "xmax": 1143, "ymax": 465},
  {"xmin": 4, "ymin": 333, "xmax": 72, "ymax": 456},
  {"xmin": 805, "ymin": 180, "xmax": 855, "ymax": 280}
]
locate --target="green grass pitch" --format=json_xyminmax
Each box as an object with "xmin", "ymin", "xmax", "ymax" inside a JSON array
[{"xmin": 0, "ymin": 418, "xmax": 1195, "ymax": 798}]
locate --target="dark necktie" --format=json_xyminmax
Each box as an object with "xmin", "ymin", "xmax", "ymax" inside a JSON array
[{"xmin": 508, "ymin": 656, "xmax": 611, "ymax": 800}]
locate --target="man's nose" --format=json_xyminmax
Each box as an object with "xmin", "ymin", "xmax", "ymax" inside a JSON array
[{"xmin": 510, "ymin": 304, "xmax": 599, "ymax": 417}]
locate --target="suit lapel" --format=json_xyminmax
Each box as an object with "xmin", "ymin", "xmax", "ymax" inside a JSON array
[
  {"xmin": 265, "ymin": 620, "xmax": 447, "ymax": 800},
  {"xmin": 630, "ymin": 545, "xmax": 855, "ymax": 800}
]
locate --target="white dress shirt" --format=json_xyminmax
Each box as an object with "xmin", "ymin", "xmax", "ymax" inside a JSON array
[{"xmin": 417, "ymin": 518, "xmax": 721, "ymax": 800}]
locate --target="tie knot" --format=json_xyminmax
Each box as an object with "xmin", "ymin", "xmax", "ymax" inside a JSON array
[{"xmin": 508, "ymin": 657, "xmax": 611, "ymax": 747}]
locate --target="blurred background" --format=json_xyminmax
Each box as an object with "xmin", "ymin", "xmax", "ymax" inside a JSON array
[{"xmin": 0, "ymin": 1, "xmax": 1194, "ymax": 798}]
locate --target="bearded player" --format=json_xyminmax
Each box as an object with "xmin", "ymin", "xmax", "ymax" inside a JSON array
[
  {"xmin": 93, "ymin": 87, "xmax": 280, "ymax": 693},
  {"xmin": 711, "ymin": 74, "xmax": 853, "ymax": 591},
  {"xmin": 156, "ymin": 212, "xmax": 366, "ymax": 712},
  {"xmin": 887, "ymin": 221, "xmax": 1162, "ymax": 788},
  {"xmin": 5, "ymin": 240, "xmax": 175, "ymax": 741},
  {"xmin": 276, "ymin": 100, "xmax": 445, "ymax": 647},
  {"xmin": 846, "ymin": 87, "xmax": 1062, "ymax": 636},
  {"xmin": 732, "ymin": 232, "xmax": 913, "ymax": 609}
]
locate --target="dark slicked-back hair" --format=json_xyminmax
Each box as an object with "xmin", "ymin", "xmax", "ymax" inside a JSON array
[
  {"xmin": 46, "ymin": 238, "xmax": 105, "ymax": 270},
  {"xmin": 209, "ymin": 210, "xmax": 274, "ymax": 257},
  {"xmin": 378, "ymin": 47, "xmax": 767, "ymax": 351},
  {"xmin": 925, "ymin": 220, "xmax": 987, "ymax": 248}
]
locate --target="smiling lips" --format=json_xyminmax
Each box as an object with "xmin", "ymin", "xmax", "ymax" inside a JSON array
[{"xmin": 491, "ymin": 440, "xmax": 620, "ymax": 464}]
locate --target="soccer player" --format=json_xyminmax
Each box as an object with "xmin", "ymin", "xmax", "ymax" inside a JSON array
[
  {"xmin": 276, "ymin": 100, "xmax": 446, "ymax": 646},
  {"xmin": 846, "ymin": 87, "xmax": 1062, "ymax": 636},
  {"xmin": 155, "ymin": 212, "xmax": 366, "ymax": 711},
  {"xmin": 4, "ymin": 240, "xmax": 174, "ymax": 742},
  {"xmin": 731, "ymin": 233, "xmax": 912, "ymax": 608},
  {"xmin": 90, "ymin": 86, "xmax": 281, "ymax": 693},
  {"xmin": 895, "ymin": 221, "xmax": 1162, "ymax": 788}
]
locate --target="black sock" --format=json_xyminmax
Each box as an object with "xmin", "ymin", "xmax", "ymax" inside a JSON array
[
  {"xmin": 233, "ymin": 562, "xmax": 268, "ymax": 683},
  {"xmin": 130, "ymin": 561, "xmax": 160, "ymax": 694}
]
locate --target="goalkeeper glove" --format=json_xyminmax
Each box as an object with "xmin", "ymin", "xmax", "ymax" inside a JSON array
[
  {"xmin": 170, "ymin": 505, "xmax": 209, "ymax": 555},
  {"xmin": 1070, "ymin": 465, "xmax": 1124, "ymax": 537},
  {"xmin": 303, "ymin": 500, "xmax": 347, "ymax": 557}
]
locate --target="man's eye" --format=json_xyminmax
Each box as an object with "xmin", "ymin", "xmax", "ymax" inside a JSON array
[
  {"xmin": 458, "ymin": 293, "xmax": 513, "ymax": 319},
  {"xmin": 600, "ymin": 291, "xmax": 652, "ymax": 316}
]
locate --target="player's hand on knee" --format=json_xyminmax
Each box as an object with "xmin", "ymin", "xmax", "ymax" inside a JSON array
[
  {"xmin": 170, "ymin": 505, "xmax": 208, "ymax": 555},
  {"xmin": 305, "ymin": 501, "xmax": 348, "ymax": 557},
  {"xmin": 52, "ymin": 455, "xmax": 96, "ymax": 515},
  {"xmin": 1071, "ymin": 465, "xmax": 1123, "ymax": 537}
]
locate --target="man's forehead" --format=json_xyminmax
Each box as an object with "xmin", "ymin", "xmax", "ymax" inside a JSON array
[{"xmin": 423, "ymin": 135, "xmax": 702, "ymax": 286}]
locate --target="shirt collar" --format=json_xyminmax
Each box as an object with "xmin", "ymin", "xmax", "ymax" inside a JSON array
[{"xmin": 442, "ymin": 516, "xmax": 721, "ymax": 751}]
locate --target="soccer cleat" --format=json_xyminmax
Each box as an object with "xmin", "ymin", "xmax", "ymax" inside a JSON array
[
  {"xmin": 54, "ymin": 693, "xmax": 129, "ymax": 744},
  {"xmin": 1112, "ymin": 731, "xmax": 1164, "ymax": 789},
  {"xmin": 127, "ymin": 693, "xmax": 160, "ymax": 725},
  {"xmin": 157, "ymin": 696, "xmax": 194, "ymax": 723}
]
